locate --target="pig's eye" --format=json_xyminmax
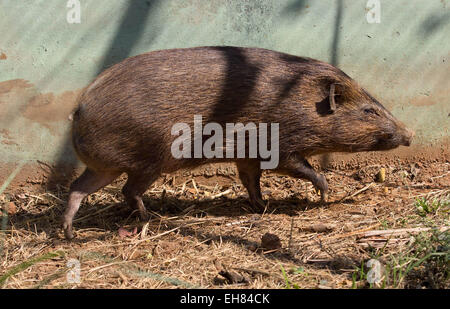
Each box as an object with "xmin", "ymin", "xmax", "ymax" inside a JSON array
[{"xmin": 363, "ymin": 107, "xmax": 377, "ymax": 115}]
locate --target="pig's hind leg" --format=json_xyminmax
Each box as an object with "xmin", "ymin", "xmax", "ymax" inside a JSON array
[
  {"xmin": 236, "ymin": 160, "xmax": 266, "ymax": 210},
  {"xmin": 122, "ymin": 173, "xmax": 158, "ymax": 221},
  {"xmin": 63, "ymin": 168, "xmax": 121, "ymax": 239}
]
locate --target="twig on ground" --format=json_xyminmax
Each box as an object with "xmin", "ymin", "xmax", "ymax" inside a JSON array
[
  {"xmin": 338, "ymin": 183, "xmax": 374, "ymax": 202},
  {"xmin": 360, "ymin": 226, "xmax": 449, "ymax": 238},
  {"xmin": 73, "ymin": 204, "xmax": 118, "ymax": 223}
]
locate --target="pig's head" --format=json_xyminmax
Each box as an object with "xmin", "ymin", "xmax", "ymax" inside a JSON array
[{"xmin": 321, "ymin": 77, "xmax": 414, "ymax": 153}]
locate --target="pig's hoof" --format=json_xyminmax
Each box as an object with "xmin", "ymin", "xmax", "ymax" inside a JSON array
[
  {"xmin": 250, "ymin": 198, "xmax": 267, "ymax": 211},
  {"xmin": 320, "ymin": 191, "xmax": 328, "ymax": 203},
  {"xmin": 139, "ymin": 210, "xmax": 150, "ymax": 221},
  {"xmin": 63, "ymin": 222, "xmax": 74, "ymax": 240}
]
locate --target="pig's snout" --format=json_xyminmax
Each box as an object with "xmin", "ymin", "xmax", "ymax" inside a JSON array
[{"xmin": 400, "ymin": 127, "xmax": 414, "ymax": 147}]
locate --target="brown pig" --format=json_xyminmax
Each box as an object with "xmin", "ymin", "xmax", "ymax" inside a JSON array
[{"xmin": 62, "ymin": 46, "xmax": 414, "ymax": 239}]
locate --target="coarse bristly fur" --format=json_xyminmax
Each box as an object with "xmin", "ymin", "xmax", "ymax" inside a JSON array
[{"xmin": 62, "ymin": 46, "xmax": 414, "ymax": 239}]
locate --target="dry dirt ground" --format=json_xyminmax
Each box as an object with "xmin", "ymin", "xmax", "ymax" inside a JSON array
[{"xmin": 0, "ymin": 159, "xmax": 449, "ymax": 289}]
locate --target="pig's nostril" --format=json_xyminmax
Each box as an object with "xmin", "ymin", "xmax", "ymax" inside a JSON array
[
  {"xmin": 399, "ymin": 128, "xmax": 414, "ymax": 147},
  {"xmin": 403, "ymin": 131, "xmax": 414, "ymax": 146},
  {"xmin": 408, "ymin": 129, "xmax": 414, "ymax": 144}
]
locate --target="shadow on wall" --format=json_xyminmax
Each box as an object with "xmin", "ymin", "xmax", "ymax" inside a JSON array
[
  {"xmin": 281, "ymin": 0, "xmax": 308, "ymax": 18},
  {"xmin": 322, "ymin": 0, "xmax": 343, "ymax": 169},
  {"xmin": 97, "ymin": 0, "xmax": 160, "ymax": 73},
  {"xmin": 419, "ymin": 11, "xmax": 450, "ymax": 36},
  {"xmin": 282, "ymin": 0, "xmax": 344, "ymax": 169},
  {"xmin": 47, "ymin": 0, "xmax": 161, "ymax": 190}
]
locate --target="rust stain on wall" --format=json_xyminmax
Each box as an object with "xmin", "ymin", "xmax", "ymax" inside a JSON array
[
  {"xmin": 0, "ymin": 79, "xmax": 33, "ymax": 95},
  {"xmin": 0, "ymin": 52, "xmax": 7, "ymax": 60},
  {"xmin": 0, "ymin": 79, "xmax": 81, "ymax": 135},
  {"xmin": 20, "ymin": 90, "xmax": 81, "ymax": 135},
  {"xmin": 0, "ymin": 128, "xmax": 18, "ymax": 146},
  {"xmin": 410, "ymin": 96, "xmax": 436, "ymax": 106},
  {"xmin": 0, "ymin": 129, "xmax": 12, "ymax": 139},
  {"xmin": 410, "ymin": 87, "xmax": 448, "ymax": 107},
  {"xmin": 1, "ymin": 139, "xmax": 18, "ymax": 146},
  {"xmin": 21, "ymin": 91, "xmax": 80, "ymax": 121},
  {"xmin": 0, "ymin": 79, "xmax": 35, "ymax": 119}
]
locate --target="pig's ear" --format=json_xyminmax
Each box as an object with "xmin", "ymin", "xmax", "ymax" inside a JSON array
[{"xmin": 329, "ymin": 83, "xmax": 337, "ymax": 112}]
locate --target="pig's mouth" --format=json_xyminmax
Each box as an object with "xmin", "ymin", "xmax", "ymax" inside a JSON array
[
  {"xmin": 373, "ymin": 130, "xmax": 414, "ymax": 151},
  {"xmin": 373, "ymin": 138, "xmax": 401, "ymax": 151}
]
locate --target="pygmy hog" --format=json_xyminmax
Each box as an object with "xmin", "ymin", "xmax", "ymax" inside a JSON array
[{"xmin": 63, "ymin": 46, "xmax": 414, "ymax": 239}]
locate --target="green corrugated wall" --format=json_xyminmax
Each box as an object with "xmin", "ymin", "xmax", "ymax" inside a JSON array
[{"xmin": 0, "ymin": 0, "xmax": 448, "ymax": 165}]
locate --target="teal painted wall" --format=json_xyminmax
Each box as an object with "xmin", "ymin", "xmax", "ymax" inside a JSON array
[{"xmin": 0, "ymin": 0, "xmax": 449, "ymax": 165}]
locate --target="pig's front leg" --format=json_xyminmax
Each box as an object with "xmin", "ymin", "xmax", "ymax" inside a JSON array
[{"xmin": 277, "ymin": 155, "xmax": 328, "ymax": 202}]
